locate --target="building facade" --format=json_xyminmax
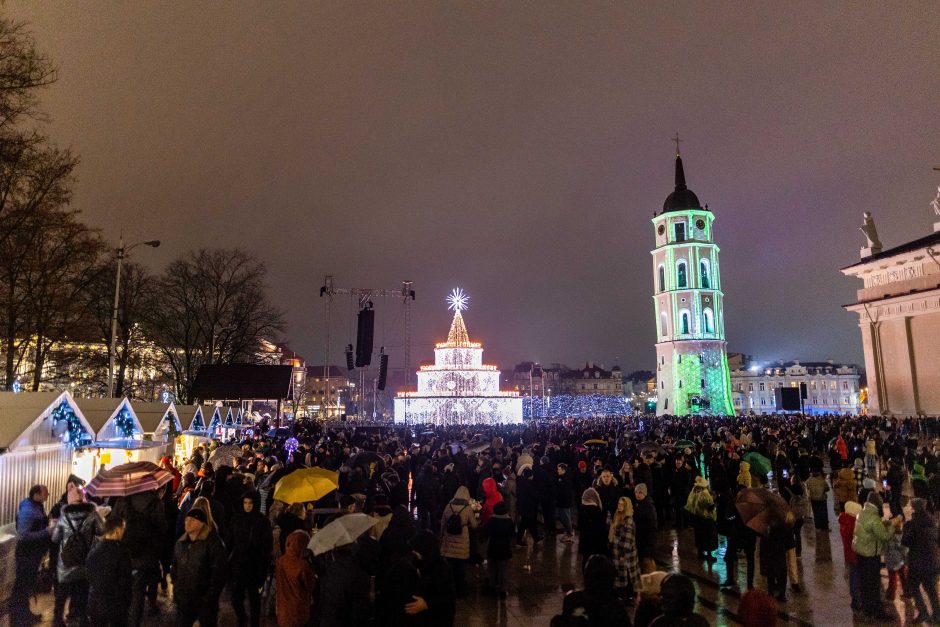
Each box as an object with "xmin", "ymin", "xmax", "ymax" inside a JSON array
[
  {"xmin": 559, "ymin": 363, "xmax": 624, "ymax": 396},
  {"xmin": 841, "ymin": 208, "xmax": 940, "ymax": 416},
  {"xmin": 306, "ymin": 366, "xmax": 357, "ymax": 418},
  {"xmin": 651, "ymin": 150, "xmax": 734, "ymax": 416},
  {"xmin": 730, "ymin": 360, "xmax": 863, "ymax": 415}
]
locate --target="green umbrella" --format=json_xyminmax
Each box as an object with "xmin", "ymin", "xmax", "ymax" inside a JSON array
[{"xmin": 743, "ymin": 451, "xmax": 772, "ymax": 477}]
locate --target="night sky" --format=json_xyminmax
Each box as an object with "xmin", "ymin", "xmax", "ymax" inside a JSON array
[{"xmin": 8, "ymin": 3, "xmax": 940, "ymax": 376}]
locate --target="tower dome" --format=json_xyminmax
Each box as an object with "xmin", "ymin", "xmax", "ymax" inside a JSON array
[{"xmin": 662, "ymin": 154, "xmax": 703, "ymax": 213}]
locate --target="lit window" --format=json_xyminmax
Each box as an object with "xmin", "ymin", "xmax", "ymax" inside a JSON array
[
  {"xmin": 702, "ymin": 308, "xmax": 714, "ymax": 334},
  {"xmin": 700, "ymin": 259, "xmax": 711, "ymax": 288}
]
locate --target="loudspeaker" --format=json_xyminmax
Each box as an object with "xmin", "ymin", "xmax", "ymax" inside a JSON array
[
  {"xmin": 355, "ymin": 306, "xmax": 374, "ymax": 367},
  {"xmin": 345, "ymin": 344, "xmax": 355, "ymax": 371},
  {"xmin": 775, "ymin": 387, "xmax": 801, "ymax": 412},
  {"xmin": 800, "ymin": 382, "xmax": 808, "ymax": 400},
  {"xmin": 377, "ymin": 351, "xmax": 389, "ymax": 390}
]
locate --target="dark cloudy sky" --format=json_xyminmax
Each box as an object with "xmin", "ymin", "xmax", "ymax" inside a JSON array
[{"xmin": 8, "ymin": 3, "xmax": 940, "ymax": 377}]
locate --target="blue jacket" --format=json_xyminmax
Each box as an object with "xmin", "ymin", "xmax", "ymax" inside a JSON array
[{"xmin": 16, "ymin": 498, "xmax": 50, "ymax": 555}]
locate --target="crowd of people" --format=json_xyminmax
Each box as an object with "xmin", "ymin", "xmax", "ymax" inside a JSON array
[{"xmin": 7, "ymin": 412, "xmax": 940, "ymax": 626}]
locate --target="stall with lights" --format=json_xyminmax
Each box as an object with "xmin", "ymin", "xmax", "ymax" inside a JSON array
[
  {"xmin": 0, "ymin": 391, "xmax": 95, "ymax": 602},
  {"xmin": 0, "ymin": 391, "xmax": 95, "ymax": 526},
  {"xmin": 174, "ymin": 405, "xmax": 208, "ymax": 466},
  {"xmin": 72, "ymin": 397, "xmax": 164, "ymax": 480}
]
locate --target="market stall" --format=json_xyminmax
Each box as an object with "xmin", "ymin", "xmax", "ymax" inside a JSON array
[
  {"xmin": 72, "ymin": 397, "xmax": 165, "ymax": 480},
  {"xmin": 174, "ymin": 404, "xmax": 208, "ymax": 466},
  {"xmin": 0, "ymin": 390, "xmax": 95, "ymax": 605}
]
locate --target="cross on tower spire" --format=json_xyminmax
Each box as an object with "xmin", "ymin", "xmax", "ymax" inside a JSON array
[{"xmin": 672, "ymin": 132, "xmax": 682, "ymax": 157}]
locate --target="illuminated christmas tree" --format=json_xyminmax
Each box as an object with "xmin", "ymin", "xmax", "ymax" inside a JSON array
[{"xmin": 394, "ymin": 289, "xmax": 523, "ymax": 425}]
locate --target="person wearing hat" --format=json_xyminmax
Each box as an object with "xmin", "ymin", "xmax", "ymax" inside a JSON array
[
  {"xmin": 172, "ymin": 508, "xmax": 228, "ymax": 626},
  {"xmin": 852, "ymin": 491, "xmax": 896, "ymax": 620},
  {"xmin": 902, "ymin": 498, "xmax": 940, "ymax": 623},
  {"xmin": 838, "ymin": 501, "xmax": 863, "ymax": 611}
]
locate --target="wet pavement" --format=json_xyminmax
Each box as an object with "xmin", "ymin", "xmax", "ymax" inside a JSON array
[{"xmin": 5, "ymin": 491, "xmax": 929, "ymax": 626}]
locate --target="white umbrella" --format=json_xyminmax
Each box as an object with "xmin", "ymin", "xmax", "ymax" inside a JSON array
[{"xmin": 308, "ymin": 513, "xmax": 379, "ymax": 556}]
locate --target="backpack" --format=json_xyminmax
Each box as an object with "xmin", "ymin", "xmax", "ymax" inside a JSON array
[
  {"xmin": 445, "ymin": 505, "xmax": 467, "ymax": 535},
  {"xmin": 60, "ymin": 515, "xmax": 90, "ymax": 568}
]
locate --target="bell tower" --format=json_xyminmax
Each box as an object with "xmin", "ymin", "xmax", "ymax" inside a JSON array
[{"xmin": 651, "ymin": 142, "xmax": 734, "ymax": 416}]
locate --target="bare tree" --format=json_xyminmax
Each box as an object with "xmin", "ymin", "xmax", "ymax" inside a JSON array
[
  {"xmin": 0, "ymin": 140, "xmax": 79, "ymax": 389},
  {"xmin": 144, "ymin": 248, "xmax": 285, "ymax": 403},
  {"xmin": 21, "ymin": 213, "xmax": 103, "ymax": 391},
  {"xmin": 0, "ymin": 17, "xmax": 56, "ymax": 132}
]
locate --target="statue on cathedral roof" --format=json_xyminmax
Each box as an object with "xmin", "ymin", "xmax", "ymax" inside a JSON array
[{"xmin": 860, "ymin": 211, "xmax": 883, "ymax": 251}]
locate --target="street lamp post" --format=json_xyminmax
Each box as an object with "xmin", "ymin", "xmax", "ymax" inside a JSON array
[{"xmin": 108, "ymin": 237, "xmax": 160, "ymax": 398}]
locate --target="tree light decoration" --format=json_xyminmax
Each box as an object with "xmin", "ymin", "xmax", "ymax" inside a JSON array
[
  {"xmin": 52, "ymin": 400, "xmax": 92, "ymax": 448},
  {"xmin": 114, "ymin": 407, "xmax": 137, "ymax": 439},
  {"xmin": 395, "ymin": 291, "xmax": 522, "ymax": 425},
  {"xmin": 447, "ymin": 288, "xmax": 468, "ymax": 312}
]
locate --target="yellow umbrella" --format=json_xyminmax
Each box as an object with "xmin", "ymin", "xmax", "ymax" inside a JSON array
[{"xmin": 273, "ymin": 467, "xmax": 339, "ymax": 505}]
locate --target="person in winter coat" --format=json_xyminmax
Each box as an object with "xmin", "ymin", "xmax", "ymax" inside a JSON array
[
  {"xmin": 225, "ymin": 490, "xmax": 273, "ymax": 627},
  {"xmin": 516, "ymin": 467, "xmax": 541, "ymax": 545},
  {"xmin": 649, "ymin": 573, "xmax": 709, "ymax": 626},
  {"xmin": 316, "ymin": 542, "xmax": 372, "ymax": 627},
  {"xmin": 578, "ymin": 487, "xmax": 610, "ymax": 570},
  {"xmin": 439, "ymin": 485, "xmax": 478, "ymax": 596},
  {"xmin": 275, "ymin": 530, "xmax": 315, "ymax": 627},
  {"xmin": 416, "ymin": 463, "xmax": 443, "ymax": 530},
  {"xmin": 902, "ymin": 498, "xmax": 940, "ymax": 623},
  {"xmin": 759, "ymin": 513, "xmax": 791, "ymax": 602},
  {"xmin": 171, "ymin": 508, "xmax": 228, "ymax": 627},
  {"xmin": 685, "ymin": 476, "xmax": 717, "ymax": 560},
  {"xmin": 86, "ymin": 517, "xmax": 132, "ymax": 626},
  {"xmin": 779, "ymin": 474, "xmax": 808, "ymax": 557},
  {"xmin": 407, "ymin": 530, "xmax": 457, "ymax": 627},
  {"xmin": 479, "ymin": 477, "xmax": 503, "ymax": 527},
  {"xmin": 9, "ymin": 485, "xmax": 53, "ymax": 625},
  {"xmin": 832, "ymin": 466, "xmax": 857, "ymax": 514},
  {"xmin": 484, "ymin": 501, "xmax": 514, "ymax": 597},
  {"xmin": 51, "ymin": 484, "xmax": 102, "ymax": 627},
  {"xmin": 500, "ymin": 466, "xmax": 517, "ymax": 522},
  {"xmin": 108, "ymin": 487, "xmax": 166, "ymax": 626},
  {"xmin": 558, "ymin": 555, "xmax": 631, "ymax": 627},
  {"xmin": 594, "ymin": 468, "xmax": 623, "ymax": 521},
  {"xmin": 669, "ymin": 456, "xmax": 693, "ymax": 529},
  {"xmin": 736, "ymin": 461, "xmax": 753, "ymax": 489},
  {"xmin": 609, "ymin": 497, "xmax": 640, "ymax": 602},
  {"xmin": 555, "ymin": 463, "xmax": 576, "ymax": 541},
  {"xmin": 837, "ymin": 501, "xmax": 862, "ymax": 611},
  {"xmin": 633, "ymin": 484, "xmax": 658, "ymax": 574},
  {"xmin": 737, "ymin": 589, "xmax": 778, "ymax": 627},
  {"xmin": 805, "ymin": 469, "xmax": 830, "ymax": 530},
  {"xmin": 852, "ymin": 491, "xmax": 896, "ymax": 620}
]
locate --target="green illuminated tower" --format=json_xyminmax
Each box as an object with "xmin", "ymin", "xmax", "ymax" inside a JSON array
[{"xmin": 651, "ymin": 145, "xmax": 734, "ymax": 416}]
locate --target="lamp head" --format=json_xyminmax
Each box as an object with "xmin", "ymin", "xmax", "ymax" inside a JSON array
[{"xmin": 145, "ymin": 240, "xmax": 161, "ymax": 248}]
